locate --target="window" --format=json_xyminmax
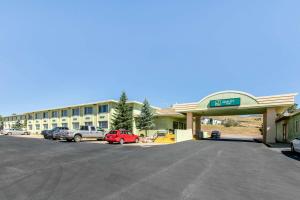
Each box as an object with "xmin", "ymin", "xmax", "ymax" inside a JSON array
[
  {"xmin": 61, "ymin": 110, "xmax": 68, "ymax": 117},
  {"xmin": 80, "ymin": 126, "xmax": 89, "ymax": 131},
  {"xmin": 72, "ymin": 108, "xmax": 80, "ymax": 116},
  {"xmin": 72, "ymin": 123, "xmax": 80, "ymax": 130},
  {"xmin": 28, "ymin": 114, "xmax": 33, "ymax": 120},
  {"xmin": 173, "ymin": 121, "xmax": 179, "ymax": 129},
  {"xmin": 99, "ymin": 105, "xmax": 109, "ymax": 113},
  {"xmin": 52, "ymin": 123, "xmax": 57, "ymax": 128},
  {"xmin": 36, "ymin": 124, "xmax": 40, "ymax": 130},
  {"xmin": 52, "ymin": 111, "xmax": 58, "ymax": 118},
  {"xmin": 84, "ymin": 107, "xmax": 93, "ymax": 115},
  {"xmin": 173, "ymin": 121, "xmax": 186, "ymax": 130},
  {"xmin": 99, "ymin": 121, "xmax": 108, "ymax": 129},
  {"xmin": 85, "ymin": 122, "xmax": 93, "ymax": 126},
  {"xmin": 43, "ymin": 124, "xmax": 48, "ymax": 130},
  {"xmin": 28, "ymin": 125, "xmax": 32, "ymax": 130},
  {"xmin": 91, "ymin": 127, "xmax": 96, "ymax": 131},
  {"xmin": 43, "ymin": 112, "xmax": 48, "ymax": 119},
  {"xmin": 62, "ymin": 123, "xmax": 68, "ymax": 128}
]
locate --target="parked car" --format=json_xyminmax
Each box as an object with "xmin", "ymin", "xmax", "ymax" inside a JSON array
[
  {"xmin": 42, "ymin": 127, "xmax": 69, "ymax": 140},
  {"xmin": 52, "ymin": 127, "xmax": 70, "ymax": 140},
  {"xmin": 61, "ymin": 126, "xmax": 106, "ymax": 142},
  {"xmin": 42, "ymin": 129, "xmax": 55, "ymax": 139},
  {"xmin": 291, "ymin": 137, "xmax": 300, "ymax": 153},
  {"xmin": 105, "ymin": 130, "xmax": 139, "ymax": 145},
  {"xmin": 211, "ymin": 130, "xmax": 221, "ymax": 139},
  {"xmin": 2, "ymin": 129, "xmax": 29, "ymax": 135}
]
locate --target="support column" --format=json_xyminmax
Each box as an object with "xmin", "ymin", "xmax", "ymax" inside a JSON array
[
  {"xmin": 263, "ymin": 108, "xmax": 277, "ymax": 144},
  {"xmin": 186, "ymin": 112, "xmax": 193, "ymax": 131},
  {"xmin": 195, "ymin": 116, "xmax": 201, "ymax": 138}
]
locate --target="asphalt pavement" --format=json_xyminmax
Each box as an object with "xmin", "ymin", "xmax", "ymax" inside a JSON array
[{"xmin": 0, "ymin": 136, "xmax": 299, "ymax": 200}]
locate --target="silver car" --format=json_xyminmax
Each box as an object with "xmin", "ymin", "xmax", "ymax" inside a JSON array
[
  {"xmin": 2, "ymin": 129, "xmax": 29, "ymax": 135},
  {"xmin": 291, "ymin": 137, "xmax": 300, "ymax": 153}
]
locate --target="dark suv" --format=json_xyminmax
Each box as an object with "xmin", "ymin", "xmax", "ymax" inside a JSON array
[
  {"xmin": 211, "ymin": 130, "xmax": 221, "ymax": 139},
  {"xmin": 42, "ymin": 127, "xmax": 69, "ymax": 140},
  {"xmin": 52, "ymin": 127, "xmax": 69, "ymax": 140}
]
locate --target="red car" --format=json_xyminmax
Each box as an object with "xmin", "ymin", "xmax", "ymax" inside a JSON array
[{"xmin": 105, "ymin": 130, "xmax": 139, "ymax": 144}]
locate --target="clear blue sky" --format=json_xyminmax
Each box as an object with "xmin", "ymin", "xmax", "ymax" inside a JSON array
[{"xmin": 0, "ymin": 0, "xmax": 299, "ymax": 116}]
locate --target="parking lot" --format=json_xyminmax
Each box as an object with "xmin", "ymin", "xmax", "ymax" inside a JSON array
[{"xmin": 0, "ymin": 136, "xmax": 300, "ymax": 200}]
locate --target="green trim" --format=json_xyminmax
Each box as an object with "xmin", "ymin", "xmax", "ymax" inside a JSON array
[{"xmin": 209, "ymin": 98, "xmax": 241, "ymax": 108}]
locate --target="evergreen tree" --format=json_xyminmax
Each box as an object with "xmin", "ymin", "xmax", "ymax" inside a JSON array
[
  {"xmin": 111, "ymin": 92, "xmax": 133, "ymax": 130},
  {"xmin": 137, "ymin": 99, "xmax": 154, "ymax": 137},
  {"xmin": 287, "ymin": 104, "xmax": 298, "ymax": 113},
  {"xmin": 12, "ymin": 120, "xmax": 23, "ymax": 130},
  {"xmin": 0, "ymin": 115, "xmax": 3, "ymax": 130}
]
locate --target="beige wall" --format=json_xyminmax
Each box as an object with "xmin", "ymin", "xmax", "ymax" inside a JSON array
[{"xmin": 175, "ymin": 129, "xmax": 193, "ymax": 142}]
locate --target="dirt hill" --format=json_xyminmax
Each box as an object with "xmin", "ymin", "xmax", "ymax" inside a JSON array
[{"xmin": 202, "ymin": 115, "xmax": 263, "ymax": 137}]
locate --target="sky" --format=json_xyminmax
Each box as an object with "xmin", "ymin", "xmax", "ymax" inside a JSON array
[{"xmin": 0, "ymin": 0, "xmax": 299, "ymax": 116}]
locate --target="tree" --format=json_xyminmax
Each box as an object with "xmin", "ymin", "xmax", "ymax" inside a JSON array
[
  {"xmin": 137, "ymin": 99, "xmax": 154, "ymax": 137},
  {"xmin": 12, "ymin": 120, "xmax": 23, "ymax": 130},
  {"xmin": 0, "ymin": 115, "xmax": 3, "ymax": 130},
  {"xmin": 287, "ymin": 104, "xmax": 298, "ymax": 113},
  {"xmin": 111, "ymin": 92, "xmax": 133, "ymax": 130},
  {"xmin": 23, "ymin": 118, "xmax": 27, "ymax": 130}
]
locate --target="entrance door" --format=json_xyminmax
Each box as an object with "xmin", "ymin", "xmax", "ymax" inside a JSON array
[{"xmin": 283, "ymin": 124, "xmax": 287, "ymax": 142}]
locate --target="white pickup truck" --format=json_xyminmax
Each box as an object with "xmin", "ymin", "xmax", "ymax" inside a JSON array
[{"xmin": 61, "ymin": 126, "xmax": 106, "ymax": 142}]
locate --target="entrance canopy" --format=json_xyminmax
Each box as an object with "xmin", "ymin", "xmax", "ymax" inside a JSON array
[{"xmin": 173, "ymin": 91, "xmax": 297, "ymax": 116}]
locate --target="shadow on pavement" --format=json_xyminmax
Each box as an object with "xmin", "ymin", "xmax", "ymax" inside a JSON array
[
  {"xmin": 202, "ymin": 138, "xmax": 257, "ymax": 143},
  {"xmin": 281, "ymin": 150, "xmax": 300, "ymax": 161}
]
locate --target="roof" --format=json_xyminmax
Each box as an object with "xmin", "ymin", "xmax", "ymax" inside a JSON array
[
  {"xmin": 155, "ymin": 108, "xmax": 185, "ymax": 118},
  {"xmin": 4, "ymin": 99, "xmax": 160, "ymax": 117},
  {"xmin": 276, "ymin": 109, "xmax": 300, "ymax": 122},
  {"xmin": 172, "ymin": 92, "xmax": 298, "ymax": 113}
]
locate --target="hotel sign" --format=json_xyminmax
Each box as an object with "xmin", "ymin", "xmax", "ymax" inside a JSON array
[{"xmin": 209, "ymin": 98, "xmax": 241, "ymax": 107}]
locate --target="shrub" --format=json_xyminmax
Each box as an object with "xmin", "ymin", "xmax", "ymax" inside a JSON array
[{"xmin": 223, "ymin": 119, "xmax": 239, "ymax": 127}]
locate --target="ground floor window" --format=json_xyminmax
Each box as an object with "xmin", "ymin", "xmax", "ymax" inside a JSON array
[
  {"xmin": 72, "ymin": 123, "xmax": 79, "ymax": 130},
  {"xmin": 62, "ymin": 123, "xmax": 68, "ymax": 128},
  {"xmin": 173, "ymin": 121, "xmax": 186, "ymax": 130},
  {"xmin": 28, "ymin": 125, "xmax": 32, "ymax": 130},
  {"xmin": 85, "ymin": 122, "xmax": 93, "ymax": 126},
  {"xmin": 43, "ymin": 124, "xmax": 48, "ymax": 130},
  {"xmin": 99, "ymin": 121, "xmax": 108, "ymax": 129},
  {"xmin": 52, "ymin": 124, "xmax": 57, "ymax": 128},
  {"xmin": 36, "ymin": 124, "xmax": 40, "ymax": 130}
]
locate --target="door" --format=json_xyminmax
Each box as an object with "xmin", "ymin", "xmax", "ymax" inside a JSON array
[
  {"xmin": 120, "ymin": 130, "xmax": 129, "ymax": 142},
  {"xmin": 90, "ymin": 126, "xmax": 97, "ymax": 138},
  {"xmin": 283, "ymin": 124, "xmax": 287, "ymax": 142},
  {"xmin": 81, "ymin": 126, "xmax": 90, "ymax": 138},
  {"xmin": 126, "ymin": 131, "xmax": 135, "ymax": 142}
]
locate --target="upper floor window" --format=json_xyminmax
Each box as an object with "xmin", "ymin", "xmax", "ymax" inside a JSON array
[
  {"xmin": 28, "ymin": 115, "xmax": 33, "ymax": 120},
  {"xmin": 99, "ymin": 105, "xmax": 109, "ymax": 113},
  {"xmin": 84, "ymin": 107, "xmax": 93, "ymax": 115},
  {"xmin": 52, "ymin": 111, "xmax": 58, "ymax": 118},
  {"xmin": 61, "ymin": 110, "xmax": 68, "ymax": 117},
  {"xmin": 72, "ymin": 108, "xmax": 80, "ymax": 116},
  {"xmin": 35, "ymin": 113, "xmax": 42, "ymax": 120},
  {"xmin": 43, "ymin": 112, "xmax": 48, "ymax": 119}
]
